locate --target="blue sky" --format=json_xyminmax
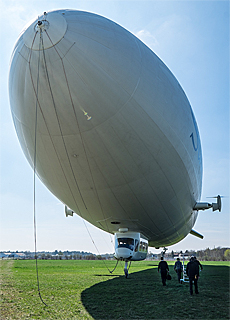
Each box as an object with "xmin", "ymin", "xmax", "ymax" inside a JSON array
[{"xmin": 0, "ymin": 0, "xmax": 229, "ymax": 254}]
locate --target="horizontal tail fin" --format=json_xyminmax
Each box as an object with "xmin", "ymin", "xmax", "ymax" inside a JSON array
[{"xmin": 190, "ymin": 229, "xmax": 204, "ymax": 239}]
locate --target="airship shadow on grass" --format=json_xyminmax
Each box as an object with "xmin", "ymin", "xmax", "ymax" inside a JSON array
[{"xmin": 81, "ymin": 264, "xmax": 229, "ymax": 319}]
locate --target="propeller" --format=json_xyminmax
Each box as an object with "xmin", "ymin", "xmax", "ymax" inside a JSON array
[
  {"xmin": 206, "ymin": 195, "xmax": 227, "ymax": 198},
  {"xmin": 206, "ymin": 195, "xmax": 223, "ymax": 212},
  {"xmin": 194, "ymin": 195, "xmax": 226, "ymax": 212}
]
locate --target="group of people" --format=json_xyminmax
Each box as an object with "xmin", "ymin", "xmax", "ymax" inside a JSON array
[{"xmin": 158, "ymin": 256, "xmax": 203, "ymax": 295}]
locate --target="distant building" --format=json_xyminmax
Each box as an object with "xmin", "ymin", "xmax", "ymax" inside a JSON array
[{"xmin": 7, "ymin": 252, "xmax": 26, "ymax": 259}]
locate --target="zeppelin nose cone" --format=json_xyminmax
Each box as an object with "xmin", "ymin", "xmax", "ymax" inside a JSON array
[{"xmin": 23, "ymin": 12, "xmax": 67, "ymax": 50}]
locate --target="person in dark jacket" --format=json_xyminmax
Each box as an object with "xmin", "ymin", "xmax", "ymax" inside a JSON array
[
  {"xmin": 158, "ymin": 257, "xmax": 169, "ymax": 286},
  {"xmin": 186, "ymin": 256, "xmax": 200, "ymax": 295},
  {"xmin": 194, "ymin": 256, "xmax": 203, "ymax": 271},
  {"xmin": 174, "ymin": 258, "xmax": 183, "ymax": 283}
]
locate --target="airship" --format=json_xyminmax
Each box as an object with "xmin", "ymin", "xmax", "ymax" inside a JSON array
[{"xmin": 9, "ymin": 9, "xmax": 221, "ymax": 269}]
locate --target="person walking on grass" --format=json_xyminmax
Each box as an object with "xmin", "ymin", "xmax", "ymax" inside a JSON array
[
  {"xmin": 194, "ymin": 256, "xmax": 203, "ymax": 271},
  {"xmin": 174, "ymin": 257, "xmax": 183, "ymax": 283},
  {"xmin": 186, "ymin": 256, "xmax": 200, "ymax": 295},
  {"xmin": 158, "ymin": 257, "xmax": 169, "ymax": 286}
]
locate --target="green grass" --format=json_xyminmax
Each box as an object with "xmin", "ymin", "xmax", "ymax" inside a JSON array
[{"xmin": 0, "ymin": 259, "xmax": 229, "ymax": 319}]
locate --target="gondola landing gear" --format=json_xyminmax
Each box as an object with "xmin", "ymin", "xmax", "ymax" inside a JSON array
[
  {"xmin": 124, "ymin": 261, "xmax": 129, "ymax": 278},
  {"xmin": 161, "ymin": 247, "xmax": 168, "ymax": 257}
]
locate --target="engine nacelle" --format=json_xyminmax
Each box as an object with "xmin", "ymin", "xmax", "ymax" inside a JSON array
[
  {"xmin": 194, "ymin": 195, "xmax": 222, "ymax": 212},
  {"xmin": 65, "ymin": 205, "xmax": 74, "ymax": 217}
]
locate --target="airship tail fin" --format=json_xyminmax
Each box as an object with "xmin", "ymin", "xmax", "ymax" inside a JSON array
[{"xmin": 190, "ymin": 229, "xmax": 204, "ymax": 239}]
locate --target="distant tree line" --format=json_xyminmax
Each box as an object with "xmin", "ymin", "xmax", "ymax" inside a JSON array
[
  {"xmin": 194, "ymin": 247, "xmax": 230, "ymax": 261},
  {"xmin": 1, "ymin": 250, "xmax": 113, "ymax": 260},
  {"xmin": 2, "ymin": 247, "xmax": 230, "ymax": 261},
  {"xmin": 151, "ymin": 247, "xmax": 230, "ymax": 261},
  {"xmin": 31, "ymin": 251, "xmax": 111, "ymax": 260},
  {"xmin": 50, "ymin": 253, "xmax": 107, "ymax": 260},
  {"xmin": 33, "ymin": 253, "xmax": 109, "ymax": 260}
]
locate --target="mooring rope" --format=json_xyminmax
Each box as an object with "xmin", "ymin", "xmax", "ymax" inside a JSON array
[
  {"xmin": 31, "ymin": 28, "xmax": 48, "ymax": 307},
  {"xmin": 30, "ymin": 21, "xmax": 121, "ymax": 292},
  {"xmin": 42, "ymin": 30, "xmax": 119, "ymax": 275}
]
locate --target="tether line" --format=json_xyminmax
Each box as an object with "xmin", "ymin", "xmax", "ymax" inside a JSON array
[
  {"xmin": 42, "ymin": 31, "xmax": 117, "ymax": 273},
  {"xmin": 32, "ymin": 29, "xmax": 48, "ymax": 307},
  {"xmin": 28, "ymin": 24, "xmax": 119, "ymax": 276}
]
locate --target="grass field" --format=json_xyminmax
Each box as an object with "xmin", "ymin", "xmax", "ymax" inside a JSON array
[{"xmin": 0, "ymin": 259, "xmax": 229, "ymax": 319}]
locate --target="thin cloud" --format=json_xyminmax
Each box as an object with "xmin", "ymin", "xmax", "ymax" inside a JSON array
[
  {"xmin": 135, "ymin": 14, "xmax": 191, "ymax": 54},
  {"xmin": 136, "ymin": 29, "xmax": 159, "ymax": 48}
]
